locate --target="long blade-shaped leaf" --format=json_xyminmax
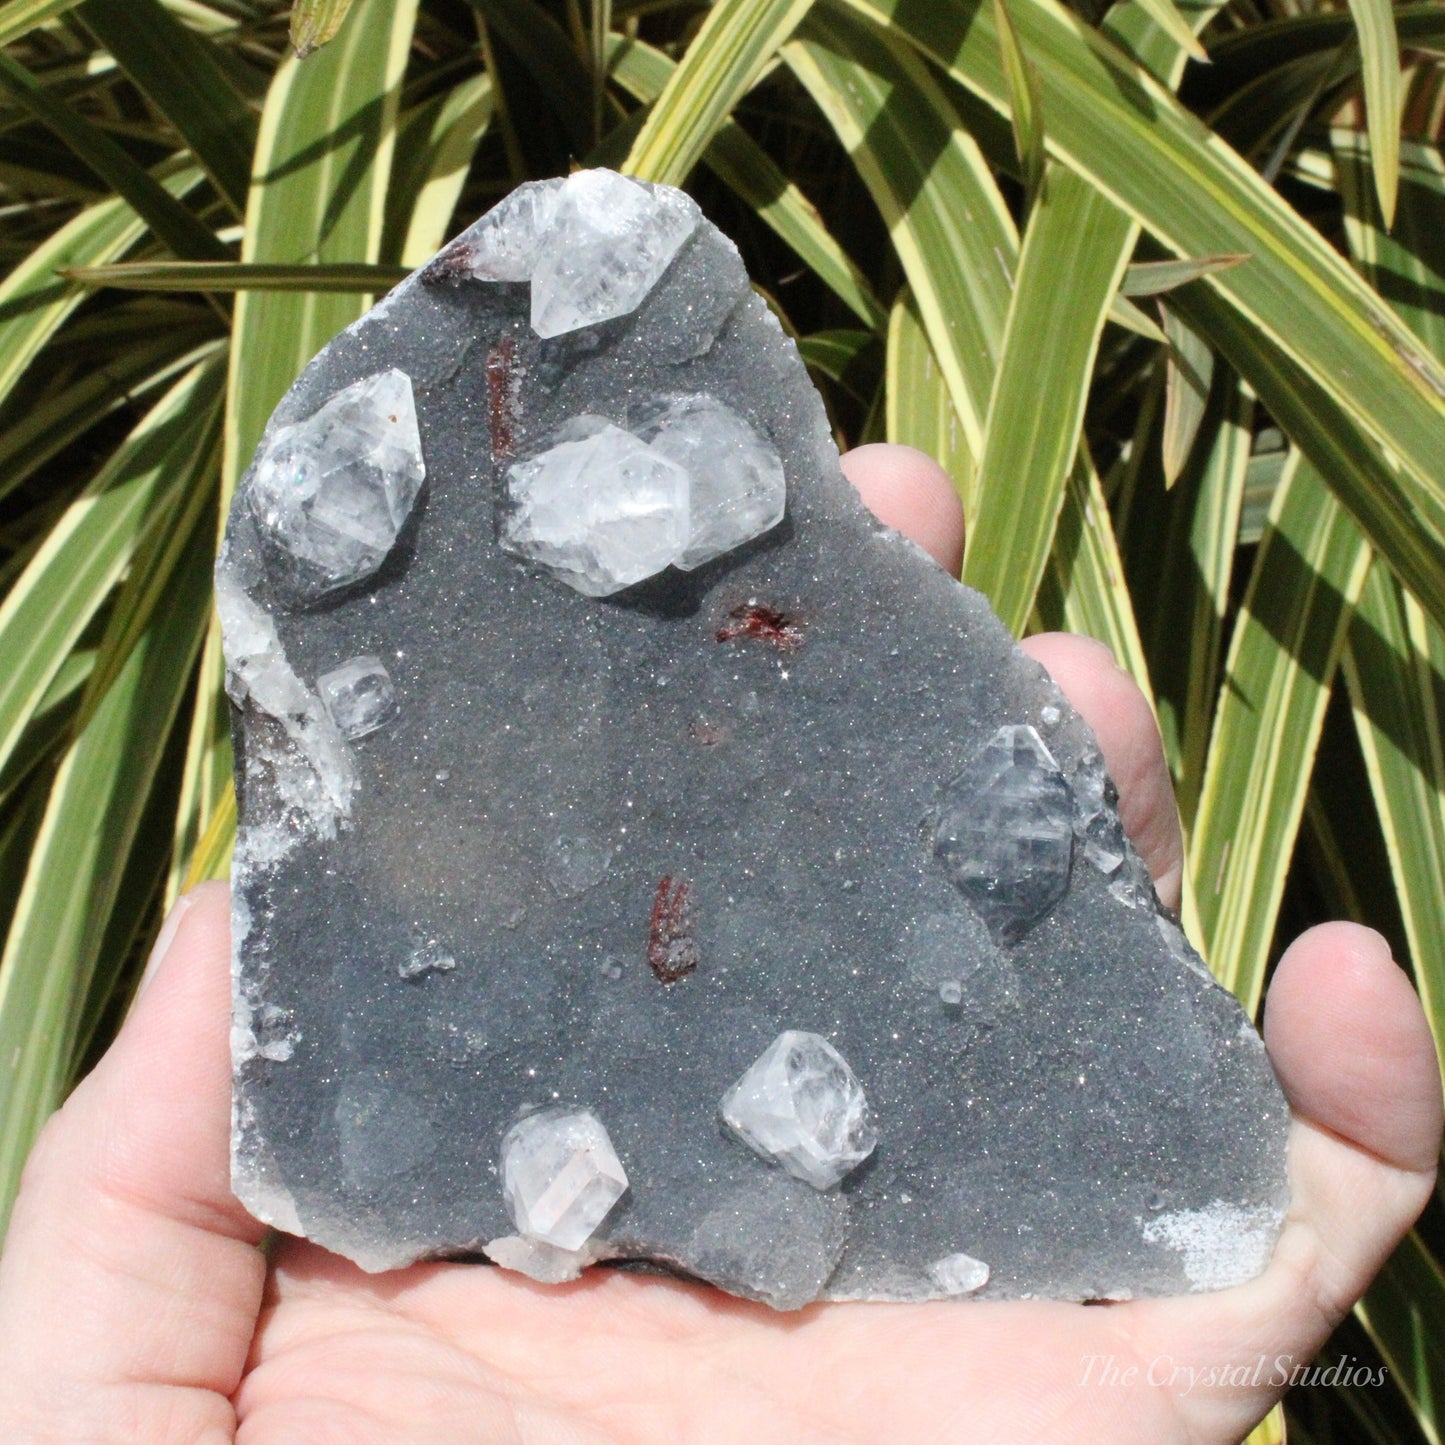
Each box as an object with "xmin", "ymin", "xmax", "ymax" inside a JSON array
[
  {"xmin": 0, "ymin": 165, "xmax": 203, "ymax": 416},
  {"xmin": 0, "ymin": 357, "xmax": 225, "ymax": 786},
  {"xmin": 1356, "ymin": 1229, "xmax": 1445, "ymax": 1445},
  {"xmin": 291, "ymin": 0, "xmax": 359, "ymax": 57},
  {"xmin": 0, "ymin": 386, "xmax": 219, "ymax": 1237},
  {"xmin": 1160, "ymin": 305, "xmax": 1212, "ymax": 486},
  {"xmin": 0, "ymin": 55, "xmax": 226, "ymax": 260},
  {"xmin": 0, "ymin": 0, "xmax": 84, "ymax": 47},
  {"xmin": 624, "ymin": 0, "xmax": 817, "ymax": 187},
  {"xmin": 64, "ymin": 260, "xmax": 411, "ymax": 291},
  {"xmin": 837, "ymin": 0, "xmax": 1445, "ymax": 541},
  {"xmin": 785, "ymin": 7, "xmax": 1017, "ymax": 464},
  {"xmin": 223, "ymin": 0, "xmax": 417, "ymax": 502},
  {"xmin": 886, "ymin": 288, "xmax": 976, "ymax": 521},
  {"xmin": 964, "ymin": 166, "xmax": 1134, "ymax": 635},
  {"xmin": 608, "ymin": 31, "xmax": 885, "ymax": 329},
  {"xmin": 1343, "ymin": 0, "xmax": 1404, "ymax": 226},
  {"xmin": 1191, "ymin": 456, "xmax": 1372, "ymax": 1010},
  {"xmin": 77, "ymin": 0, "xmax": 257, "ymax": 216}
]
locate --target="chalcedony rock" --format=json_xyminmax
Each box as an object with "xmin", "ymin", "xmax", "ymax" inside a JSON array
[{"xmin": 221, "ymin": 170, "xmax": 1289, "ymax": 1309}]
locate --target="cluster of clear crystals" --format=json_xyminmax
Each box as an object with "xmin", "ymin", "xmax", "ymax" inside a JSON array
[
  {"xmin": 934, "ymin": 724, "xmax": 1075, "ymax": 943},
  {"xmin": 248, "ymin": 370, "xmax": 426, "ymax": 601},
  {"xmin": 719, "ymin": 1030, "xmax": 877, "ymax": 1190},
  {"xmin": 501, "ymin": 398, "xmax": 785, "ymax": 597},
  {"xmin": 928, "ymin": 1252, "xmax": 991, "ymax": 1295},
  {"xmin": 632, "ymin": 395, "xmax": 787, "ymax": 569},
  {"xmin": 317, "ymin": 656, "xmax": 398, "ymax": 739},
  {"xmin": 464, "ymin": 170, "xmax": 699, "ymax": 339},
  {"xmin": 500, "ymin": 1106, "xmax": 629, "ymax": 1250}
]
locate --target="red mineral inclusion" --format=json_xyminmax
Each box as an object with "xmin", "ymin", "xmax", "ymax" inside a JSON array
[
  {"xmin": 486, "ymin": 337, "xmax": 519, "ymax": 461},
  {"xmin": 714, "ymin": 601, "xmax": 804, "ymax": 652},
  {"xmin": 647, "ymin": 875, "xmax": 699, "ymax": 983}
]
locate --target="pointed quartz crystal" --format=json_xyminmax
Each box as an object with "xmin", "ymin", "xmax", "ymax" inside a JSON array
[
  {"xmin": 500, "ymin": 1106, "xmax": 629, "ymax": 1251},
  {"xmin": 933, "ymin": 724, "xmax": 1075, "ymax": 943},
  {"xmin": 247, "ymin": 369, "xmax": 425, "ymax": 602},
  {"xmin": 720, "ymin": 1030, "xmax": 877, "ymax": 1190}
]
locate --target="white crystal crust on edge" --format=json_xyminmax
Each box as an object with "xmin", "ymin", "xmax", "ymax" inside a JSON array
[
  {"xmin": 500, "ymin": 1107, "xmax": 629, "ymax": 1251},
  {"xmin": 720, "ymin": 1030, "xmax": 878, "ymax": 1191}
]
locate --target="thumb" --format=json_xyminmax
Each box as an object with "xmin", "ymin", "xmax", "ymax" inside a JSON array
[{"xmin": 0, "ymin": 882, "xmax": 265, "ymax": 1442}]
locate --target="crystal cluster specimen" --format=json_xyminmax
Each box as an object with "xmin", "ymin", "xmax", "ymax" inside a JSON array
[{"xmin": 222, "ymin": 170, "xmax": 1289, "ymax": 1309}]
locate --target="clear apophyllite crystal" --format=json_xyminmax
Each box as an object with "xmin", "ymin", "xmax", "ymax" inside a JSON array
[
  {"xmin": 529, "ymin": 170, "xmax": 699, "ymax": 339},
  {"xmin": 934, "ymin": 724, "xmax": 1075, "ymax": 943},
  {"xmin": 248, "ymin": 369, "xmax": 425, "ymax": 601},
  {"xmin": 500, "ymin": 1106, "xmax": 629, "ymax": 1251},
  {"xmin": 928, "ymin": 1252, "xmax": 990, "ymax": 1295},
  {"xmin": 720, "ymin": 1030, "xmax": 878, "ymax": 1190},
  {"xmin": 465, "ymin": 178, "xmax": 564, "ymax": 281},
  {"xmin": 500, "ymin": 417, "xmax": 690, "ymax": 596},
  {"xmin": 317, "ymin": 655, "xmax": 397, "ymax": 739},
  {"xmin": 632, "ymin": 394, "xmax": 786, "ymax": 569}
]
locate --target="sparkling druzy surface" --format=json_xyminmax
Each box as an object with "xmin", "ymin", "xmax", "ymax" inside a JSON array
[{"xmin": 221, "ymin": 171, "xmax": 1289, "ymax": 1307}]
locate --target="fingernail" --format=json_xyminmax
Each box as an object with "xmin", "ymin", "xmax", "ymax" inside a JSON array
[{"xmin": 134, "ymin": 893, "xmax": 196, "ymax": 1002}]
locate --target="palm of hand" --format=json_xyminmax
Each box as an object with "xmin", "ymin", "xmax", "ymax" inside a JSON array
[{"xmin": 1, "ymin": 449, "xmax": 1439, "ymax": 1444}]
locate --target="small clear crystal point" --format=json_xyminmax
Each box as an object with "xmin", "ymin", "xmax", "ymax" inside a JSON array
[
  {"xmin": 500, "ymin": 1106, "xmax": 628, "ymax": 1250},
  {"xmin": 720, "ymin": 1030, "xmax": 877, "ymax": 1190},
  {"xmin": 529, "ymin": 171, "xmax": 698, "ymax": 338},
  {"xmin": 466, "ymin": 178, "xmax": 564, "ymax": 281},
  {"xmin": 928, "ymin": 1251, "xmax": 990, "ymax": 1295},
  {"xmin": 317, "ymin": 656, "xmax": 397, "ymax": 739}
]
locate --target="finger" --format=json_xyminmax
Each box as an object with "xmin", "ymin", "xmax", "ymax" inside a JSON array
[
  {"xmin": 841, "ymin": 442, "xmax": 965, "ymax": 575},
  {"xmin": 0, "ymin": 883, "xmax": 264, "ymax": 1441},
  {"xmin": 1118, "ymin": 923, "xmax": 1441, "ymax": 1441}
]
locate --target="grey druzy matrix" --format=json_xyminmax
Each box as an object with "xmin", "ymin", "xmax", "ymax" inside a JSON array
[{"xmin": 220, "ymin": 169, "xmax": 1289, "ymax": 1309}]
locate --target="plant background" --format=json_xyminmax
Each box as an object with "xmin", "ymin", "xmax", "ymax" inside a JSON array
[{"xmin": 0, "ymin": 0, "xmax": 1443, "ymax": 1437}]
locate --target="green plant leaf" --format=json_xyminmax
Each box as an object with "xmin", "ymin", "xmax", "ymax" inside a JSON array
[
  {"xmin": 63, "ymin": 260, "xmax": 411, "ymax": 291},
  {"xmin": 0, "ymin": 357, "xmax": 225, "ymax": 791},
  {"xmin": 1190, "ymin": 455, "xmax": 1371, "ymax": 1010},
  {"xmin": 964, "ymin": 166, "xmax": 1135, "ymax": 636},
  {"xmin": 886, "ymin": 287, "xmax": 975, "ymax": 519},
  {"xmin": 1122, "ymin": 253, "xmax": 1248, "ymax": 296},
  {"xmin": 223, "ymin": 0, "xmax": 418, "ymax": 506},
  {"xmin": 1343, "ymin": 0, "xmax": 1403, "ymax": 226},
  {"xmin": 624, "ymin": 0, "xmax": 817, "ymax": 187},
  {"xmin": 0, "ymin": 0, "xmax": 85, "ymax": 47},
  {"xmin": 838, "ymin": 0, "xmax": 1445, "ymax": 552},
  {"xmin": 290, "ymin": 0, "xmax": 358, "ymax": 57},
  {"xmin": 1106, "ymin": 293, "xmax": 1167, "ymax": 343},
  {"xmin": 77, "ymin": 0, "xmax": 257, "ymax": 216},
  {"xmin": 785, "ymin": 6, "xmax": 1017, "ymax": 464},
  {"xmin": 0, "ymin": 165, "xmax": 204, "ymax": 418},
  {"xmin": 992, "ymin": 0, "xmax": 1043, "ymax": 205},
  {"xmin": 1161, "ymin": 304, "xmax": 1212, "ymax": 486},
  {"xmin": 0, "ymin": 371, "xmax": 219, "ymax": 1236},
  {"xmin": 608, "ymin": 31, "xmax": 885, "ymax": 329},
  {"xmin": 1128, "ymin": 0, "xmax": 1208, "ymax": 63},
  {"xmin": 0, "ymin": 55, "xmax": 227, "ymax": 261},
  {"xmin": 1356, "ymin": 1229, "xmax": 1445, "ymax": 1445}
]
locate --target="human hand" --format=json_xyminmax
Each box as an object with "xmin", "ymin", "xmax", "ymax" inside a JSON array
[{"xmin": 0, "ymin": 445, "xmax": 1438, "ymax": 1443}]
